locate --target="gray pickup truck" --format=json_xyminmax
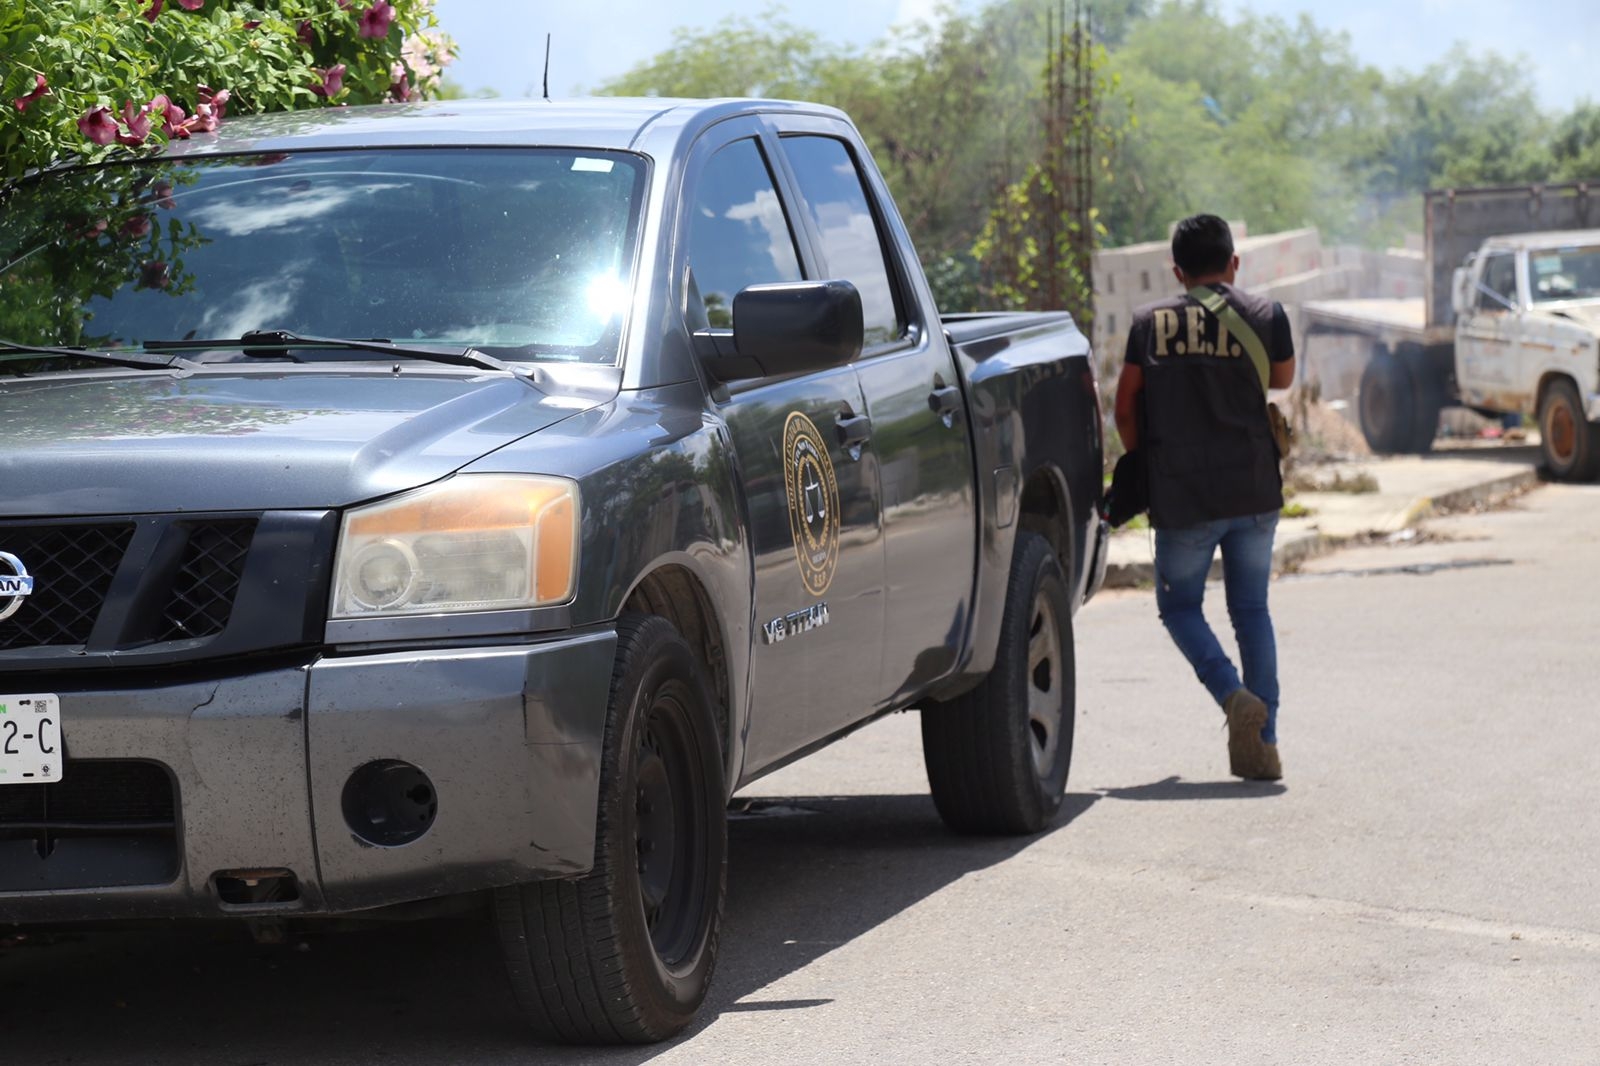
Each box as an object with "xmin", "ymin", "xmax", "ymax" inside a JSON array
[{"xmin": 0, "ymin": 98, "xmax": 1106, "ymax": 1043}]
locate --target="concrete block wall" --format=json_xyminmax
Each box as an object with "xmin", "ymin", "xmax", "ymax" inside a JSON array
[{"xmin": 1091, "ymin": 226, "xmax": 1425, "ymax": 383}]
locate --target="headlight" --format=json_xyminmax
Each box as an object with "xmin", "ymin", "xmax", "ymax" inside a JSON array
[{"xmin": 331, "ymin": 475, "xmax": 578, "ymax": 619}]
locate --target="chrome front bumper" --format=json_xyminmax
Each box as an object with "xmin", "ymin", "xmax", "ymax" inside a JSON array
[{"xmin": 0, "ymin": 629, "xmax": 616, "ymax": 923}]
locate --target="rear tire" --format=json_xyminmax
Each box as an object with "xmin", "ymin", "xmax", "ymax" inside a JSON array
[
  {"xmin": 921, "ymin": 531, "xmax": 1075, "ymax": 835},
  {"xmin": 493, "ymin": 614, "xmax": 726, "ymax": 1044},
  {"xmin": 1399, "ymin": 343, "xmax": 1442, "ymax": 455},
  {"xmin": 1539, "ymin": 378, "xmax": 1600, "ymax": 482},
  {"xmin": 1359, "ymin": 346, "xmax": 1416, "ymax": 455}
]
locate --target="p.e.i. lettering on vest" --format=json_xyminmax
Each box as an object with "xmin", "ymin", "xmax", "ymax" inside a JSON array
[{"xmin": 1150, "ymin": 306, "xmax": 1244, "ymax": 359}]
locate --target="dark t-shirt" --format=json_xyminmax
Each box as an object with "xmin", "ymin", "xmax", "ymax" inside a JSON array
[
  {"xmin": 1122, "ymin": 283, "xmax": 1293, "ymax": 527},
  {"xmin": 1122, "ymin": 283, "xmax": 1294, "ymax": 372}
]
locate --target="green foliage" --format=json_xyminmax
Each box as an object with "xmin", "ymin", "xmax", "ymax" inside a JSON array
[
  {"xmin": 597, "ymin": 0, "xmax": 1592, "ymax": 309},
  {"xmin": 0, "ymin": 0, "xmax": 454, "ymax": 181},
  {"xmin": 1551, "ymin": 102, "xmax": 1600, "ymax": 181},
  {"xmin": 597, "ymin": 9, "xmax": 835, "ymax": 100},
  {"xmin": 973, "ymin": 7, "xmax": 1125, "ymax": 320}
]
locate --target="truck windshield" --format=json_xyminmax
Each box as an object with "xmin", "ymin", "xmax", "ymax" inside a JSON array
[
  {"xmin": 0, "ymin": 148, "xmax": 645, "ymax": 364},
  {"xmin": 1530, "ymin": 246, "xmax": 1600, "ymax": 304}
]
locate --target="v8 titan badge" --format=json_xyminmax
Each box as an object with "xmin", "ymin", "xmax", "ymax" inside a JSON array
[{"xmin": 782, "ymin": 411, "xmax": 841, "ymax": 597}]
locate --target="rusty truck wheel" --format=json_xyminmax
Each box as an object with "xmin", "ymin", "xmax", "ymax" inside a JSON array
[
  {"xmin": 921, "ymin": 531, "xmax": 1075, "ymax": 835},
  {"xmin": 493, "ymin": 614, "xmax": 726, "ymax": 1044},
  {"xmin": 1539, "ymin": 378, "xmax": 1600, "ymax": 482}
]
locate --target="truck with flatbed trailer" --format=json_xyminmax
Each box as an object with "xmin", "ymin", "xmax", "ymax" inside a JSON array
[
  {"xmin": 1302, "ymin": 181, "xmax": 1600, "ymax": 478},
  {"xmin": 0, "ymin": 98, "xmax": 1107, "ymax": 1043}
]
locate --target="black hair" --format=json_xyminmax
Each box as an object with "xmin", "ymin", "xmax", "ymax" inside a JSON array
[{"xmin": 1171, "ymin": 214, "xmax": 1234, "ymax": 277}]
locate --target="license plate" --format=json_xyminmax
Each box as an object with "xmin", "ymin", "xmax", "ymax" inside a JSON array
[{"xmin": 0, "ymin": 693, "xmax": 62, "ymax": 784}]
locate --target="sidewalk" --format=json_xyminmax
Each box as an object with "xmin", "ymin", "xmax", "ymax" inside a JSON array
[{"xmin": 1101, "ymin": 444, "xmax": 1543, "ymax": 589}]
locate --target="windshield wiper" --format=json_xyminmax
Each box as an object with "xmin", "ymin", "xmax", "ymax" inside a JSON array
[
  {"xmin": 0, "ymin": 337, "xmax": 196, "ymax": 372},
  {"xmin": 142, "ymin": 330, "xmax": 516, "ymax": 374}
]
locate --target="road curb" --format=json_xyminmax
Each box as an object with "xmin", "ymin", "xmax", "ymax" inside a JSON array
[{"xmin": 1100, "ymin": 467, "xmax": 1540, "ymax": 590}]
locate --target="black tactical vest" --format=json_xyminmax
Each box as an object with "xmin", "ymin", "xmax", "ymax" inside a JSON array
[{"xmin": 1132, "ymin": 284, "xmax": 1283, "ymax": 529}]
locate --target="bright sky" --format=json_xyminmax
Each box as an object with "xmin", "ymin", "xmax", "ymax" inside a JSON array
[{"xmin": 429, "ymin": 0, "xmax": 1599, "ymax": 113}]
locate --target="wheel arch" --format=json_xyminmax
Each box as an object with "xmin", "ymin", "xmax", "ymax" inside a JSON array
[
  {"xmin": 1536, "ymin": 370, "xmax": 1582, "ymax": 413},
  {"xmin": 1017, "ymin": 462, "xmax": 1077, "ymax": 600},
  {"xmin": 620, "ymin": 560, "xmax": 736, "ymax": 790}
]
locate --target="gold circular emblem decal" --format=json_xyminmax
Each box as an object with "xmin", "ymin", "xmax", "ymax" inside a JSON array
[{"xmin": 782, "ymin": 411, "xmax": 841, "ymax": 597}]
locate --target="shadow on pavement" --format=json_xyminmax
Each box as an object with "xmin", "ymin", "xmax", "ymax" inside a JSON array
[
  {"xmin": 1096, "ymin": 775, "xmax": 1287, "ymax": 801},
  {"xmin": 0, "ymin": 791, "xmax": 1095, "ymax": 1066}
]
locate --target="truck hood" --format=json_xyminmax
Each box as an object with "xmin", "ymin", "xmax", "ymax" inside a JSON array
[
  {"xmin": 0, "ymin": 369, "xmax": 609, "ymax": 516},
  {"xmin": 1547, "ymin": 302, "xmax": 1600, "ymax": 332}
]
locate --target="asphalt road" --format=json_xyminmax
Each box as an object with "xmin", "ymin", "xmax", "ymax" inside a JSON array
[{"xmin": 4, "ymin": 480, "xmax": 1599, "ymax": 1065}]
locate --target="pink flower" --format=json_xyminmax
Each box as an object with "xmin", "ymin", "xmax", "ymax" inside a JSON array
[
  {"xmin": 185, "ymin": 103, "xmax": 220, "ymax": 134},
  {"xmin": 358, "ymin": 1, "xmax": 394, "ymax": 39},
  {"xmin": 119, "ymin": 215, "xmax": 152, "ymax": 240},
  {"xmin": 12, "ymin": 73, "xmax": 47, "ymax": 113},
  {"xmin": 243, "ymin": 19, "xmax": 260, "ymax": 29},
  {"xmin": 78, "ymin": 106, "xmax": 119, "ymax": 145},
  {"xmin": 296, "ymin": 19, "xmax": 315, "ymax": 46},
  {"xmin": 152, "ymin": 182, "xmax": 176, "ymax": 209},
  {"xmin": 139, "ymin": 262, "xmax": 171, "ymax": 290},
  {"xmin": 197, "ymin": 86, "xmax": 229, "ymax": 120},
  {"xmin": 150, "ymin": 95, "xmax": 189, "ymax": 138},
  {"xmin": 388, "ymin": 64, "xmax": 412, "ymax": 103},
  {"xmin": 310, "ymin": 64, "xmax": 347, "ymax": 98},
  {"xmin": 176, "ymin": 0, "xmax": 204, "ymax": 8},
  {"xmin": 143, "ymin": 0, "xmax": 164, "ymax": 21},
  {"xmin": 116, "ymin": 101, "xmax": 152, "ymax": 146}
]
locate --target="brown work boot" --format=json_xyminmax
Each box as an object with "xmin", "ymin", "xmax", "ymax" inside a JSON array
[
  {"xmin": 1255, "ymin": 743, "xmax": 1283, "ymax": 781},
  {"xmin": 1222, "ymin": 688, "xmax": 1269, "ymax": 779}
]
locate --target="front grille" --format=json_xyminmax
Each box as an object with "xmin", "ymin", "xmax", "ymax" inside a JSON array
[
  {"xmin": 0, "ymin": 759, "xmax": 180, "ymax": 890},
  {"xmin": 159, "ymin": 521, "xmax": 255, "ymax": 642},
  {"xmin": 0, "ymin": 523, "xmax": 133, "ymax": 649}
]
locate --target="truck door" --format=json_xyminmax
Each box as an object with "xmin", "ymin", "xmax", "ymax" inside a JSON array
[
  {"xmin": 681, "ymin": 128, "xmax": 886, "ymax": 773},
  {"xmin": 1457, "ymin": 250, "xmax": 1522, "ymax": 409},
  {"xmin": 775, "ymin": 126, "xmax": 979, "ymax": 706}
]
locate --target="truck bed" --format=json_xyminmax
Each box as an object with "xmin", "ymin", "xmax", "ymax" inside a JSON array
[
  {"xmin": 941, "ymin": 311, "xmax": 1077, "ymax": 348},
  {"xmin": 1301, "ymin": 297, "xmax": 1432, "ymax": 344}
]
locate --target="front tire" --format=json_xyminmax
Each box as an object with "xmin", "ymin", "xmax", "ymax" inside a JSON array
[
  {"xmin": 493, "ymin": 614, "xmax": 726, "ymax": 1044},
  {"xmin": 921, "ymin": 531, "xmax": 1075, "ymax": 835},
  {"xmin": 1539, "ymin": 377, "xmax": 1600, "ymax": 482}
]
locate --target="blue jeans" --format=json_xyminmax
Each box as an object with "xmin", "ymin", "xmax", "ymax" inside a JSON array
[{"xmin": 1154, "ymin": 510, "xmax": 1280, "ymax": 744}]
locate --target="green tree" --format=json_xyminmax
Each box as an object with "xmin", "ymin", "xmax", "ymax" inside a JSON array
[
  {"xmin": 1550, "ymin": 102, "xmax": 1600, "ymax": 181},
  {"xmin": 1374, "ymin": 45, "xmax": 1553, "ymax": 195},
  {"xmin": 0, "ymin": 0, "xmax": 454, "ymax": 181}
]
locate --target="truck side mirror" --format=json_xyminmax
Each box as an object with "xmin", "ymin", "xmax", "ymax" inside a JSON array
[
  {"xmin": 694, "ymin": 280, "xmax": 863, "ymax": 382},
  {"xmin": 1452, "ymin": 266, "xmax": 1472, "ymax": 317}
]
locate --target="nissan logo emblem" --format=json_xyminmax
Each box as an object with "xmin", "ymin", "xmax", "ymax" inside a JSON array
[{"xmin": 0, "ymin": 552, "xmax": 35, "ymax": 622}]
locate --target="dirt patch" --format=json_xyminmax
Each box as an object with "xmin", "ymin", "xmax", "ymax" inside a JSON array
[{"xmin": 1283, "ymin": 393, "xmax": 1371, "ymax": 462}]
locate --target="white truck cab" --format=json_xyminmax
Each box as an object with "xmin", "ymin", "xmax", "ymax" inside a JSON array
[{"xmin": 1452, "ymin": 232, "xmax": 1600, "ymax": 478}]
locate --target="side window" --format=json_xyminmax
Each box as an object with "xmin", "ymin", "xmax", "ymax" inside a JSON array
[
  {"xmin": 1478, "ymin": 254, "xmax": 1518, "ymax": 312},
  {"xmin": 687, "ymin": 138, "xmax": 803, "ymax": 328},
  {"xmin": 781, "ymin": 135, "xmax": 905, "ymax": 346}
]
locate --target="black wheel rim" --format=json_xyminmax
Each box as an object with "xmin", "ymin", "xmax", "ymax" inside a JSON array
[{"xmin": 633, "ymin": 683, "xmax": 710, "ymax": 970}]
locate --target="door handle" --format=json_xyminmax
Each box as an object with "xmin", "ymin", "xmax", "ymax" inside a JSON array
[
  {"xmin": 928, "ymin": 384, "xmax": 963, "ymax": 426},
  {"xmin": 835, "ymin": 412, "xmax": 872, "ymax": 460}
]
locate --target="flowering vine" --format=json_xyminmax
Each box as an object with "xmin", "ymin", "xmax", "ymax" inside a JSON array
[{"xmin": 0, "ymin": 0, "xmax": 456, "ymax": 181}]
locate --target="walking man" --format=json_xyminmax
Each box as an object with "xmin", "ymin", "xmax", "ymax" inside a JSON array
[{"xmin": 1113, "ymin": 214, "xmax": 1294, "ymax": 780}]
